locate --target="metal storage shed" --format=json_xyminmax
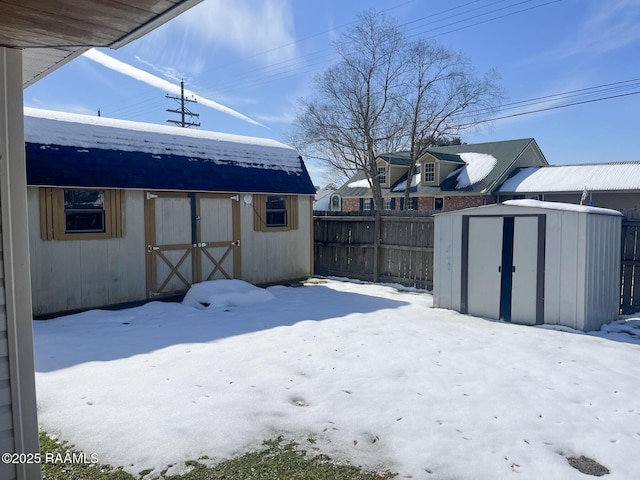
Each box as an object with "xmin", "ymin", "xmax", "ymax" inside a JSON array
[{"xmin": 433, "ymin": 199, "xmax": 622, "ymax": 332}]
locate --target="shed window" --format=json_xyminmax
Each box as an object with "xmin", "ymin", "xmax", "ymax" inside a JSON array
[
  {"xmin": 64, "ymin": 189, "xmax": 105, "ymax": 233},
  {"xmin": 424, "ymin": 163, "xmax": 435, "ymax": 183},
  {"xmin": 266, "ymin": 196, "xmax": 287, "ymax": 227},
  {"xmin": 40, "ymin": 187, "xmax": 123, "ymax": 240},
  {"xmin": 254, "ymin": 194, "xmax": 299, "ymax": 231}
]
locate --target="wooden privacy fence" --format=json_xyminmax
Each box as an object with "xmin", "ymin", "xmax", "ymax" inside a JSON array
[
  {"xmin": 315, "ymin": 209, "xmax": 640, "ymax": 315},
  {"xmin": 620, "ymin": 210, "xmax": 640, "ymax": 314},
  {"xmin": 313, "ymin": 211, "xmax": 434, "ymax": 289}
]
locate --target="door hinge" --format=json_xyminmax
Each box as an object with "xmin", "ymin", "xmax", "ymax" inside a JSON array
[
  {"xmin": 230, "ymin": 195, "xmax": 240, "ymax": 201},
  {"xmin": 148, "ymin": 291, "xmax": 161, "ymax": 298},
  {"xmin": 233, "ymin": 239, "xmax": 241, "ymax": 247},
  {"xmin": 147, "ymin": 245, "xmax": 160, "ymax": 252},
  {"xmin": 193, "ymin": 242, "xmax": 208, "ymax": 248},
  {"xmin": 146, "ymin": 192, "xmax": 159, "ymax": 200}
]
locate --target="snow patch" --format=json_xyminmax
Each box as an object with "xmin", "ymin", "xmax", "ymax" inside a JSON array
[
  {"xmin": 24, "ymin": 108, "xmax": 302, "ymax": 173},
  {"xmin": 503, "ymin": 199, "xmax": 623, "ymax": 216},
  {"xmin": 347, "ymin": 178, "xmax": 370, "ymax": 188},
  {"xmin": 448, "ymin": 152, "xmax": 497, "ymax": 189},
  {"xmin": 33, "ymin": 279, "xmax": 640, "ymax": 480},
  {"xmin": 181, "ymin": 279, "xmax": 275, "ymax": 309}
]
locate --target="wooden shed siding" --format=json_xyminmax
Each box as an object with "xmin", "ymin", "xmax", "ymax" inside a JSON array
[
  {"xmin": 240, "ymin": 195, "xmax": 312, "ymax": 284},
  {"xmin": 28, "ymin": 188, "xmax": 146, "ymax": 315}
]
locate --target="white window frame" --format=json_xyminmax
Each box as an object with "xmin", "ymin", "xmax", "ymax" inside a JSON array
[{"xmin": 423, "ymin": 162, "xmax": 435, "ymax": 183}]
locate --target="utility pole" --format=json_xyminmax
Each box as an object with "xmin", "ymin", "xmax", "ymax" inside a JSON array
[{"xmin": 166, "ymin": 80, "xmax": 200, "ymax": 128}]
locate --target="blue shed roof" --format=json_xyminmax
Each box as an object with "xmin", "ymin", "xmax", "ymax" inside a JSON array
[{"xmin": 25, "ymin": 108, "xmax": 316, "ymax": 195}]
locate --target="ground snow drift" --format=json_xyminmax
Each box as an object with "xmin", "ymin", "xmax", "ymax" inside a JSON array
[{"xmin": 33, "ymin": 279, "xmax": 640, "ymax": 480}]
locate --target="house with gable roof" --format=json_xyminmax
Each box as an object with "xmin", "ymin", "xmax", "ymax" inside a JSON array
[
  {"xmin": 25, "ymin": 108, "xmax": 316, "ymax": 316},
  {"xmin": 329, "ymin": 138, "xmax": 549, "ymax": 212}
]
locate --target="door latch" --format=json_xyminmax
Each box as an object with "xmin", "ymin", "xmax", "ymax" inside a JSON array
[{"xmin": 147, "ymin": 245, "xmax": 160, "ymax": 252}]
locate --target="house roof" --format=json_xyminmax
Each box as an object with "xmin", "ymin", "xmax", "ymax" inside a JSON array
[
  {"xmin": 425, "ymin": 151, "xmax": 466, "ymax": 163},
  {"xmin": 2, "ymin": 0, "xmax": 202, "ymax": 88},
  {"xmin": 25, "ymin": 108, "xmax": 316, "ymax": 195},
  {"xmin": 378, "ymin": 152, "xmax": 412, "ymax": 166},
  {"xmin": 424, "ymin": 138, "xmax": 539, "ymax": 193},
  {"xmin": 498, "ymin": 162, "xmax": 640, "ymax": 193},
  {"xmin": 336, "ymin": 138, "xmax": 541, "ymax": 198}
]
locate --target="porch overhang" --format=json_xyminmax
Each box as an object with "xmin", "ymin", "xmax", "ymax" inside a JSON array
[{"xmin": 0, "ymin": 0, "xmax": 202, "ymax": 87}]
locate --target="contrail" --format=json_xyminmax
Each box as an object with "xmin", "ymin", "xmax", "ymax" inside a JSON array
[{"xmin": 83, "ymin": 49, "xmax": 265, "ymax": 127}]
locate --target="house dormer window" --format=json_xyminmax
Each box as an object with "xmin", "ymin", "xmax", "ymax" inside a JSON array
[
  {"xmin": 424, "ymin": 162, "xmax": 435, "ymax": 183},
  {"xmin": 378, "ymin": 166, "xmax": 387, "ymax": 185}
]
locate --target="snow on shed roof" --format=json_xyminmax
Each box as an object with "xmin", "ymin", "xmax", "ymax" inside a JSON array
[
  {"xmin": 24, "ymin": 107, "xmax": 302, "ymax": 173},
  {"xmin": 499, "ymin": 163, "xmax": 640, "ymax": 193},
  {"xmin": 503, "ymin": 199, "xmax": 623, "ymax": 216},
  {"xmin": 24, "ymin": 108, "xmax": 316, "ymax": 195}
]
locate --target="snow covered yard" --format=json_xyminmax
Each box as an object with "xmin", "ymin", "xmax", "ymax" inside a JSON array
[{"xmin": 34, "ymin": 279, "xmax": 640, "ymax": 479}]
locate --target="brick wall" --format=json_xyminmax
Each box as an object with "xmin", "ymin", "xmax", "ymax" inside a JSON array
[
  {"xmin": 339, "ymin": 195, "xmax": 495, "ymax": 213},
  {"xmin": 342, "ymin": 197, "xmax": 361, "ymax": 212},
  {"xmin": 442, "ymin": 195, "xmax": 487, "ymax": 212}
]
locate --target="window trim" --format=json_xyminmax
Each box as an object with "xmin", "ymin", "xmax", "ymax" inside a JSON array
[
  {"xmin": 423, "ymin": 162, "xmax": 436, "ymax": 183},
  {"xmin": 40, "ymin": 187, "xmax": 123, "ymax": 240},
  {"xmin": 377, "ymin": 166, "xmax": 387, "ymax": 186},
  {"xmin": 253, "ymin": 194, "xmax": 299, "ymax": 232}
]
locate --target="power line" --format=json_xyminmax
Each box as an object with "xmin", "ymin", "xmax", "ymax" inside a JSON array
[{"xmin": 457, "ymin": 90, "xmax": 640, "ymax": 128}]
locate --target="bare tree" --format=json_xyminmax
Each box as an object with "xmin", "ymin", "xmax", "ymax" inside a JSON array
[
  {"xmin": 293, "ymin": 10, "xmax": 504, "ymax": 211},
  {"xmin": 293, "ymin": 11, "xmax": 407, "ymax": 210},
  {"xmin": 399, "ymin": 39, "xmax": 504, "ymax": 209}
]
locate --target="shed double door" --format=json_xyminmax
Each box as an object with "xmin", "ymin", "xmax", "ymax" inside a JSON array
[
  {"xmin": 464, "ymin": 215, "xmax": 545, "ymax": 325},
  {"xmin": 145, "ymin": 192, "xmax": 241, "ymax": 298}
]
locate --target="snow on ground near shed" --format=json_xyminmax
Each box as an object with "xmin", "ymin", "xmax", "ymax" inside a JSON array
[
  {"xmin": 24, "ymin": 108, "xmax": 302, "ymax": 173},
  {"xmin": 34, "ymin": 279, "xmax": 640, "ymax": 480}
]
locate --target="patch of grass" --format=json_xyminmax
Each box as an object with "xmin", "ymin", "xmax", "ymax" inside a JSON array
[
  {"xmin": 39, "ymin": 433, "xmax": 396, "ymax": 480},
  {"xmin": 40, "ymin": 432, "xmax": 134, "ymax": 480}
]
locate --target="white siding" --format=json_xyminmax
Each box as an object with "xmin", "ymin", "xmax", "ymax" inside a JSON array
[
  {"xmin": 28, "ymin": 188, "xmax": 146, "ymax": 315},
  {"xmin": 240, "ymin": 195, "xmax": 312, "ymax": 284},
  {"xmin": 583, "ymin": 214, "xmax": 622, "ymax": 331}
]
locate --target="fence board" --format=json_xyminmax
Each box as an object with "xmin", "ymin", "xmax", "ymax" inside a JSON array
[
  {"xmin": 314, "ymin": 214, "xmax": 434, "ymax": 289},
  {"xmin": 620, "ymin": 218, "xmax": 640, "ymax": 314}
]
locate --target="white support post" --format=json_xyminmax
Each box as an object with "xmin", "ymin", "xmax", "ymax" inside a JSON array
[{"xmin": 0, "ymin": 46, "xmax": 41, "ymax": 480}]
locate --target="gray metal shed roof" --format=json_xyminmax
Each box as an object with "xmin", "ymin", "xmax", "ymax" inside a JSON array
[{"xmin": 499, "ymin": 162, "xmax": 640, "ymax": 193}]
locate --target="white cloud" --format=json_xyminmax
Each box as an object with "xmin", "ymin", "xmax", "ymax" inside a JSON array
[
  {"xmin": 83, "ymin": 49, "xmax": 264, "ymax": 127},
  {"xmin": 549, "ymin": 0, "xmax": 640, "ymax": 59},
  {"xmin": 174, "ymin": 0, "xmax": 298, "ymax": 66}
]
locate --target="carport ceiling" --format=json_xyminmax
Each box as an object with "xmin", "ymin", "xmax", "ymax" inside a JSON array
[{"xmin": 0, "ymin": 0, "xmax": 201, "ymax": 87}]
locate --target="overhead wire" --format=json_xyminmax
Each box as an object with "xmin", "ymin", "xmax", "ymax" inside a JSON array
[
  {"xmin": 99, "ymin": 0, "xmax": 553, "ymax": 120},
  {"xmin": 93, "ymin": 0, "xmax": 635, "ymax": 129}
]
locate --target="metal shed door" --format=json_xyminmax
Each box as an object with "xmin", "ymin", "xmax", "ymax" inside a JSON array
[
  {"xmin": 464, "ymin": 215, "xmax": 544, "ymax": 324},
  {"xmin": 466, "ymin": 217, "xmax": 503, "ymax": 319},
  {"xmin": 511, "ymin": 217, "xmax": 540, "ymax": 325},
  {"xmin": 145, "ymin": 192, "xmax": 241, "ymax": 298}
]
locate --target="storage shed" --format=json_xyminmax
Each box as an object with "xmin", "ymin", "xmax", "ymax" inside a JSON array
[
  {"xmin": 434, "ymin": 199, "xmax": 622, "ymax": 331},
  {"xmin": 25, "ymin": 108, "xmax": 316, "ymax": 316}
]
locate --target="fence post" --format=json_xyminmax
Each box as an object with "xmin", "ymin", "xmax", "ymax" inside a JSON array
[{"xmin": 373, "ymin": 211, "xmax": 381, "ymax": 282}]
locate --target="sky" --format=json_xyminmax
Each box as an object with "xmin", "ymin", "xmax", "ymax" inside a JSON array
[
  {"xmin": 34, "ymin": 278, "xmax": 640, "ymax": 479},
  {"xmin": 24, "ymin": 0, "xmax": 640, "ymax": 186}
]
